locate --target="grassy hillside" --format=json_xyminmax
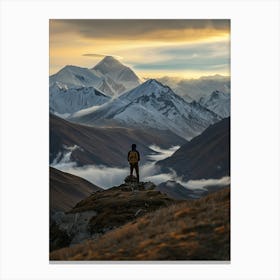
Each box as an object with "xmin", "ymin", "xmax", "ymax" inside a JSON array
[
  {"xmin": 50, "ymin": 167, "xmax": 102, "ymax": 212},
  {"xmin": 50, "ymin": 187, "xmax": 230, "ymax": 261}
]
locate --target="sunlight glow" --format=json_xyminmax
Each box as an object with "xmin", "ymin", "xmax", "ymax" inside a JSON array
[{"xmin": 49, "ymin": 20, "xmax": 230, "ymax": 78}]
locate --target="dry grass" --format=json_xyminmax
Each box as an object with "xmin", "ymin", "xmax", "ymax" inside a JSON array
[
  {"xmin": 50, "ymin": 187, "xmax": 230, "ymax": 261},
  {"xmin": 66, "ymin": 185, "xmax": 175, "ymax": 234}
]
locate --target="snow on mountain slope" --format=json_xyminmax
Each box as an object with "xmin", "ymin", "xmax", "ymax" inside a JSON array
[
  {"xmin": 50, "ymin": 83, "xmax": 111, "ymax": 115},
  {"xmin": 93, "ymin": 56, "xmax": 142, "ymax": 92},
  {"xmin": 100, "ymin": 75, "xmax": 126, "ymax": 96},
  {"xmin": 49, "ymin": 57, "xmax": 141, "ymax": 99},
  {"xmin": 157, "ymin": 75, "xmax": 230, "ymax": 102},
  {"xmin": 199, "ymin": 90, "xmax": 230, "ymax": 118},
  {"xmin": 72, "ymin": 79, "xmax": 221, "ymax": 140},
  {"xmin": 50, "ymin": 65, "xmax": 103, "ymax": 88},
  {"xmin": 49, "ymin": 64, "xmax": 125, "ymax": 115}
]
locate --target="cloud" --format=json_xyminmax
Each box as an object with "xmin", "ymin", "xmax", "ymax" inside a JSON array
[
  {"xmin": 133, "ymin": 40, "xmax": 230, "ymax": 72},
  {"xmin": 147, "ymin": 145, "xmax": 180, "ymax": 161},
  {"xmin": 153, "ymin": 74, "xmax": 230, "ymax": 101},
  {"xmin": 82, "ymin": 53, "xmax": 106, "ymax": 58},
  {"xmin": 50, "ymin": 145, "xmax": 82, "ymax": 169},
  {"xmin": 49, "ymin": 19, "xmax": 230, "ymax": 77},
  {"xmin": 82, "ymin": 53, "xmax": 123, "ymax": 60},
  {"xmin": 178, "ymin": 176, "xmax": 230, "ymax": 190},
  {"xmin": 71, "ymin": 105, "xmax": 103, "ymax": 118},
  {"xmin": 51, "ymin": 145, "xmax": 179, "ymax": 189},
  {"xmin": 50, "ymin": 19, "xmax": 230, "ymax": 42},
  {"xmin": 51, "ymin": 161, "xmax": 173, "ymax": 189},
  {"xmin": 51, "ymin": 145, "xmax": 230, "ymax": 191},
  {"xmin": 60, "ymin": 165, "xmax": 128, "ymax": 189}
]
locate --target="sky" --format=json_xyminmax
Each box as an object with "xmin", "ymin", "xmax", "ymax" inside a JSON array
[{"xmin": 50, "ymin": 19, "xmax": 230, "ymax": 79}]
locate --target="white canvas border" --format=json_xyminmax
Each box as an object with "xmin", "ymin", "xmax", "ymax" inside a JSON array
[{"xmin": 0, "ymin": 0, "xmax": 279, "ymax": 279}]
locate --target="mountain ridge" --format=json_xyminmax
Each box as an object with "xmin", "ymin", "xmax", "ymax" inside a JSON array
[
  {"xmin": 72, "ymin": 79, "xmax": 221, "ymax": 140},
  {"xmin": 199, "ymin": 90, "xmax": 230, "ymax": 118},
  {"xmin": 157, "ymin": 117, "xmax": 230, "ymax": 181},
  {"xmin": 50, "ymin": 166, "xmax": 102, "ymax": 212},
  {"xmin": 50, "ymin": 84, "xmax": 111, "ymax": 115},
  {"xmin": 49, "ymin": 57, "xmax": 143, "ymax": 115},
  {"xmin": 50, "ymin": 113, "xmax": 186, "ymax": 167}
]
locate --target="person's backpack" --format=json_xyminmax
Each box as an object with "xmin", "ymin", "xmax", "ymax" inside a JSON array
[{"xmin": 129, "ymin": 151, "xmax": 139, "ymax": 164}]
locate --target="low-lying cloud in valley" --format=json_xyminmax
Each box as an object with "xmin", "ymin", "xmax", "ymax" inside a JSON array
[
  {"xmin": 51, "ymin": 145, "xmax": 177, "ymax": 189},
  {"xmin": 178, "ymin": 176, "xmax": 230, "ymax": 190},
  {"xmin": 147, "ymin": 145, "xmax": 180, "ymax": 161},
  {"xmin": 51, "ymin": 145, "xmax": 229, "ymax": 190}
]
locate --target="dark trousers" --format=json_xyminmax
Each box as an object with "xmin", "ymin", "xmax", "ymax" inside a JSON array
[{"xmin": 130, "ymin": 163, "xmax": 139, "ymax": 182}]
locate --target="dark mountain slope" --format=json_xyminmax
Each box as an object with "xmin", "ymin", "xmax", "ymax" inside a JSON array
[
  {"xmin": 155, "ymin": 181, "xmax": 203, "ymax": 200},
  {"xmin": 50, "ymin": 167, "xmax": 102, "ymax": 212},
  {"xmin": 156, "ymin": 180, "xmax": 229, "ymax": 201},
  {"xmin": 157, "ymin": 117, "xmax": 230, "ymax": 181},
  {"xmin": 50, "ymin": 113, "xmax": 186, "ymax": 167}
]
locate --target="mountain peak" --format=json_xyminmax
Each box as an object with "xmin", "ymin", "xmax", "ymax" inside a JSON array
[
  {"xmin": 92, "ymin": 56, "xmax": 142, "ymax": 92},
  {"xmin": 142, "ymin": 78, "xmax": 167, "ymax": 88},
  {"xmin": 145, "ymin": 78, "xmax": 160, "ymax": 84},
  {"xmin": 103, "ymin": 55, "xmax": 119, "ymax": 62},
  {"xmin": 61, "ymin": 65, "xmax": 83, "ymax": 72},
  {"xmin": 94, "ymin": 56, "xmax": 123, "ymax": 69},
  {"xmin": 119, "ymin": 78, "xmax": 169, "ymax": 101}
]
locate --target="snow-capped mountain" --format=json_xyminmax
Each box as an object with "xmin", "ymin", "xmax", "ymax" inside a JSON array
[
  {"xmin": 99, "ymin": 75, "xmax": 126, "ymax": 96},
  {"xmin": 50, "ymin": 83, "xmax": 111, "ymax": 115},
  {"xmin": 156, "ymin": 75, "xmax": 230, "ymax": 102},
  {"xmin": 72, "ymin": 79, "xmax": 221, "ymax": 140},
  {"xmin": 92, "ymin": 56, "xmax": 142, "ymax": 92},
  {"xmin": 199, "ymin": 90, "xmax": 230, "ymax": 118},
  {"xmin": 49, "ymin": 57, "xmax": 143, "ymax": 115},
  {"xmin": 49, "ymin": 65, "xmax": 103, "ymax": 88},
  {"xmin": 49, "ymin": 57, "xmax": 142, "ymax": 115}
]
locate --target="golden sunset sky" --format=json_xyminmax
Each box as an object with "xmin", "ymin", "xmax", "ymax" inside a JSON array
[{"xmin": 50, "ymin": 19, "xmax": 230, "ymax": 79}]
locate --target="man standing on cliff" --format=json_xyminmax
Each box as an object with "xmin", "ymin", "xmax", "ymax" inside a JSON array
[{"xmin": 127, "ymin": 144, "xmax": 140, "ymax": 183}]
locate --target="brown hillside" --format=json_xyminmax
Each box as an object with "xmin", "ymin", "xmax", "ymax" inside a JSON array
[
  {"xmin": 50, "ymin": 113, "xmax": 186, "ymax": 167},
  {"xmin": 51, "ymin": 187, "xmax": 230, "ymax": 261},
  {"xmin": 157, "ymin": 117, "xmax": 230, "ymax": 181},
  {"xmin": 50, "ymin": 167, "xmax": 102, "ymax": 212}
]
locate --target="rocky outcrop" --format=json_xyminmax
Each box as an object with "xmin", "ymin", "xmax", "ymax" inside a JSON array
[
  {"xmin": 50, "ymin": 176, "xmax": 174, "ymax": 252},
  {"xmin": 123, "ymin": 175, "xmax": 156, "ymax": 191}
]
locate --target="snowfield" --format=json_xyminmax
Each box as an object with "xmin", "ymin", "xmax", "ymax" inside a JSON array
[{"xmin": 72, "ymin": 79, "xmax": 221, "ymax": 140}]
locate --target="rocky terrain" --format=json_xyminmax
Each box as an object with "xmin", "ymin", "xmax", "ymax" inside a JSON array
[
  {"xmin": 50, "ymin": 183, "xmax": 230, "ymax": 261},
  {"xmin": 50, "ymin": 175, "xmax": 177, "ymax": 251},
  {"xmin": 50, "ymin": 175, "xmax": 230, "ymax": 260}
]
